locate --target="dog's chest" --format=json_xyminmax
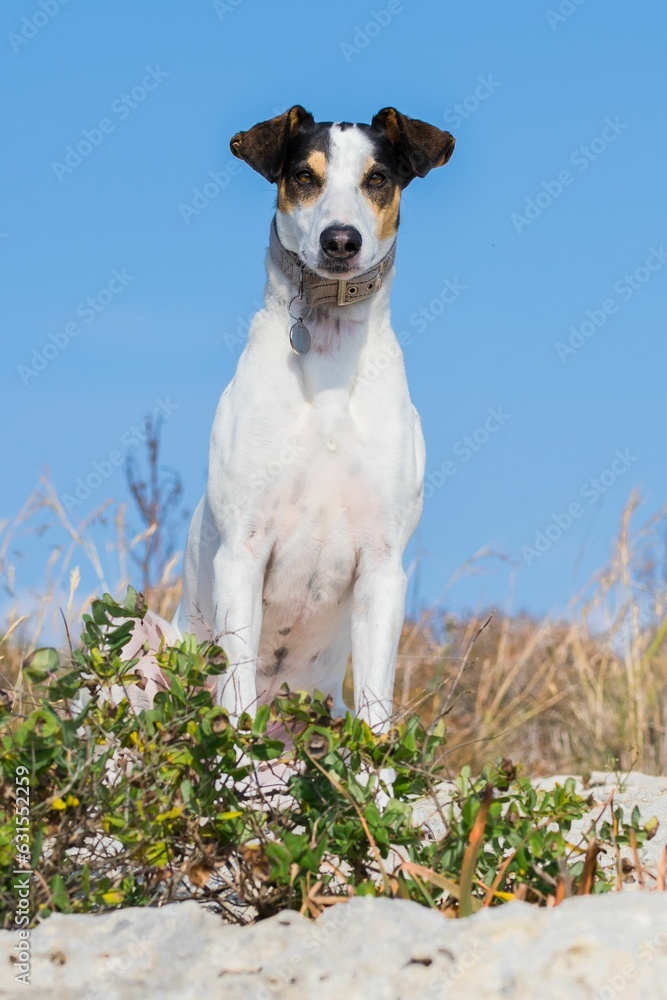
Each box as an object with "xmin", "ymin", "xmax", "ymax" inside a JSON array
[
  {"xmin": 246, "ymin": 390, "xmax": 387, "ymax": 678},
  {"xmin": 252, "ymin": 391, "xmax": 383, "ymax": 578}
]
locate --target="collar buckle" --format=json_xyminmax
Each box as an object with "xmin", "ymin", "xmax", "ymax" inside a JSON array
[{"xmin": 269, "ymin": 217, "xmax": 395, "ymax": 308}]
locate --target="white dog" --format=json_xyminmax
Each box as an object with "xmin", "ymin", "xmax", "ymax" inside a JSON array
[{"xmin": 174, "ymin": 106, "xmax": 455, "ymax": 731}]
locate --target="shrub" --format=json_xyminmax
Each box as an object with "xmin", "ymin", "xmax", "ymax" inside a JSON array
[{"xmin": 0, "ymin": 590, "xmax": 657, "ymax": 927}]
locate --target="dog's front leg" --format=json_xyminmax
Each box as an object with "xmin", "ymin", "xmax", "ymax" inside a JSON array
[
  {"xmin": 212, "ymin": 545, "xmax": 264, "ymax": 720},
  {"xmin": 351, "ymin": 556, "xmax": 407, "ymax": 731}
]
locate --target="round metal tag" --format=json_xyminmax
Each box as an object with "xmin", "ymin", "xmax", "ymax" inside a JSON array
[{"xmin": 289, "ymin": 320, "xmax": 311, "ymax": 356}]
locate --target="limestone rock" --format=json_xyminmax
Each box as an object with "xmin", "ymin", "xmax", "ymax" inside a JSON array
[
  {"xmin": 3, "ymin": 770, "xmax": 667, "ymax": 999},
  {"xmin": 2, "ymin": 893, "xmax": 667, "ymax": 999}
]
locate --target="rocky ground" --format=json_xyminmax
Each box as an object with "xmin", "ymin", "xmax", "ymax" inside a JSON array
[{"xmin": 2, "ymin": 772, "xmax": 667, "ymax": 999}]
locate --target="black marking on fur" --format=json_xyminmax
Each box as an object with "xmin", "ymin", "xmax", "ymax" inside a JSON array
[
  {"xmin": 279, "ymin": 122, "xmax": 331, "ymax": 206},
  {"xmin": 233, "ymin": 108, "xmax": 453, "ymax": 193},
  {"xmin": 279, "ymin": 626, "xmax": 291, "ymax": 636},
  {"xmin": 306, "ymin": 571, "xmax": 324, "ymax": 604},
  {"xmin": 363, "ymin": 110, "xmax": 455, "ymax": 188},
  {"xmin": 265, "ymin": 645, "xmax": 290, "ymax": 677},
  {"xmin": 289, "ymin": 474, "xmax": 305, "ymax": 504}
]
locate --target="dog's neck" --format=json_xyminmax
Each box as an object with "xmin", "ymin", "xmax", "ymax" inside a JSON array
[{"xmin": 264, "ymin": 217, "xmax": 396, "ymax": 358}]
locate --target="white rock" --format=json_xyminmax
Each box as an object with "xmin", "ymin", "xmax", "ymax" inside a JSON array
[
  {"xmin": 2, "ymin": 893, "xmax": 667, "ymax": 999},
  {"xmin": 3, "ymin": 771, "xmax": 667, "ymax": 999}
]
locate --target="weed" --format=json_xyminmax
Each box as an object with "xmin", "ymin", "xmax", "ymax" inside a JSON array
[{"xmin": 0, "ymin": 590, "xmax": 657, "ymax": 927}]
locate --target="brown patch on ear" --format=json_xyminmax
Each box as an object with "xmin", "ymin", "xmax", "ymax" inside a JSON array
[
  {"xmin": 371, "ymin": 107, "xmax": 455, "ymax": 187},
  {"xmin": 230, "ymin": 105, "xmax": 314, "ymax": 183},
  {"xmin": 378, "ymin": 108, "xmax": 403, "ymax": 146}
]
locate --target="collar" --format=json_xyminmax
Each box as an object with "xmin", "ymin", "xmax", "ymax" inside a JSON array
[{"xmin": 268, "ymin": 216, "xmax": 396, "ymax": 308}]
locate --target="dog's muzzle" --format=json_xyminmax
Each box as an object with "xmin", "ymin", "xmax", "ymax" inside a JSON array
[{"xmin": 269, "ymin": 217, "xmax": 396, "ymax": 309}]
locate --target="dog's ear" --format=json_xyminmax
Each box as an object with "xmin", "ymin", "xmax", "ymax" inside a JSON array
[
  {"xmin": 230, "ymin": 105, "xmax": 314, "ymax": 183},
  {"xmin": 371, "ymin": 108, "xmax": 455, "ymax": 187}
]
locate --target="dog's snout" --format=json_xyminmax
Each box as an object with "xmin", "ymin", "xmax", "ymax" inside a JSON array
[{"xmin": 319, "ymin": 225, "xmax": 362, "ymax": 260}]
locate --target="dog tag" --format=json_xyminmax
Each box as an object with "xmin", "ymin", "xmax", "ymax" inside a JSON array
[{"xmin": 289, "ymin": 319, "xmax": 311, "ymax": 356}]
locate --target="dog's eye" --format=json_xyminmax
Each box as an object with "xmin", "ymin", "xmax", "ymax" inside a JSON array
[
  {"xmin": 295, "ymin": 170, "xmax": 314, "ymax": 185},
  {"xmin": 368, "ymin": 171, "xmax": 387, "ymax": 187}
]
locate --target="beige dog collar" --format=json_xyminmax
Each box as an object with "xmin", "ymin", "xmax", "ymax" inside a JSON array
[{"xmin": 268, "ymin": 216, "xmax": 396, "ymax": 308}]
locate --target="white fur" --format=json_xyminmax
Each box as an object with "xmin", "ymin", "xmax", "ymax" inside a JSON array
[
  {"xmin": 277, "ymin": 126, "xmax": 395, "ymax": 276},
  {"xmin": 176, "ymin": 125, "xmax": 425, "ymax": 731}
]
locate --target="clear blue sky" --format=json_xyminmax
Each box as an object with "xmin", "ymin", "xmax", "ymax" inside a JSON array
[{"xmin": 2, "ymin": 0, "xmax": 666, "ymax": 623}]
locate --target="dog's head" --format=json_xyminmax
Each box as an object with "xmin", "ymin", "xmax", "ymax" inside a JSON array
[{"xmin": 230, "ymin": 106, "xmax": 455, "ymax": 278}]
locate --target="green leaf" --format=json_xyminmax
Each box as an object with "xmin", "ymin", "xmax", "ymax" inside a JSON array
[
  {"xmin": 91, "ymin": 601, "xmax": 109, "ymax": 626},
  {"xmin": 247, "ymin": 738, "xmax": 285, "ymax": 762},
  {"xmin": 49, "ymin": 874, "xmax": 71, "ymax": 912},
  {"xmin": 252, "ymin": 704, "xmax": 270, "ymax": 736},
  {"xmin": 23, "ymin": 647, "xmax": 59, "ymax": 683}
]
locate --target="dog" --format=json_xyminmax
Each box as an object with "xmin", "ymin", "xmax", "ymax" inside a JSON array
[{"xmin": 174, "ymin": 106, "xmax": 455, "ymax": 732}]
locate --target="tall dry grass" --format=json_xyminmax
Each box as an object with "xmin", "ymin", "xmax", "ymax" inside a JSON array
[
  {"xmin": 0, "ymin": 421, "xmax": 182, "ymax": 695},
  {"xmin": 391, "ymin": 493, "xmax": 667, "ymax": 775},
  {"xmin": 2, "ymin": 427, "xmax": 667, "ymax": 778}
]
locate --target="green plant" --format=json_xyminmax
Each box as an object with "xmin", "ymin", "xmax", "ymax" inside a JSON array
[{"xmin": 0, "ymin": 590, "xmax": 658, "ymax": 928}]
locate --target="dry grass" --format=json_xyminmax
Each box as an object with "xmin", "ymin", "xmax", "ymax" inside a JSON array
[
  {"xmin": 2, "ymin": 429, "xmax": 667, "ymax": 779},
  {"xmin": 0, "ymin": 422, "xmax": 182, "ymax": 695},
  {"xmin": 390, "ymin": 493, "xmax": 667, "ymax": 776}
]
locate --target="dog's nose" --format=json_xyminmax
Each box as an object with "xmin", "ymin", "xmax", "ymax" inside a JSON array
[{"xmin": 319, "ymin": 225, "xmax": 362, "ymax": 259}]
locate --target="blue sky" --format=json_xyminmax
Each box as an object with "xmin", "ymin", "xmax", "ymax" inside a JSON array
[{"xmin": 2, "ymin": 0, "xmax": 666, "ymax": 624}]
